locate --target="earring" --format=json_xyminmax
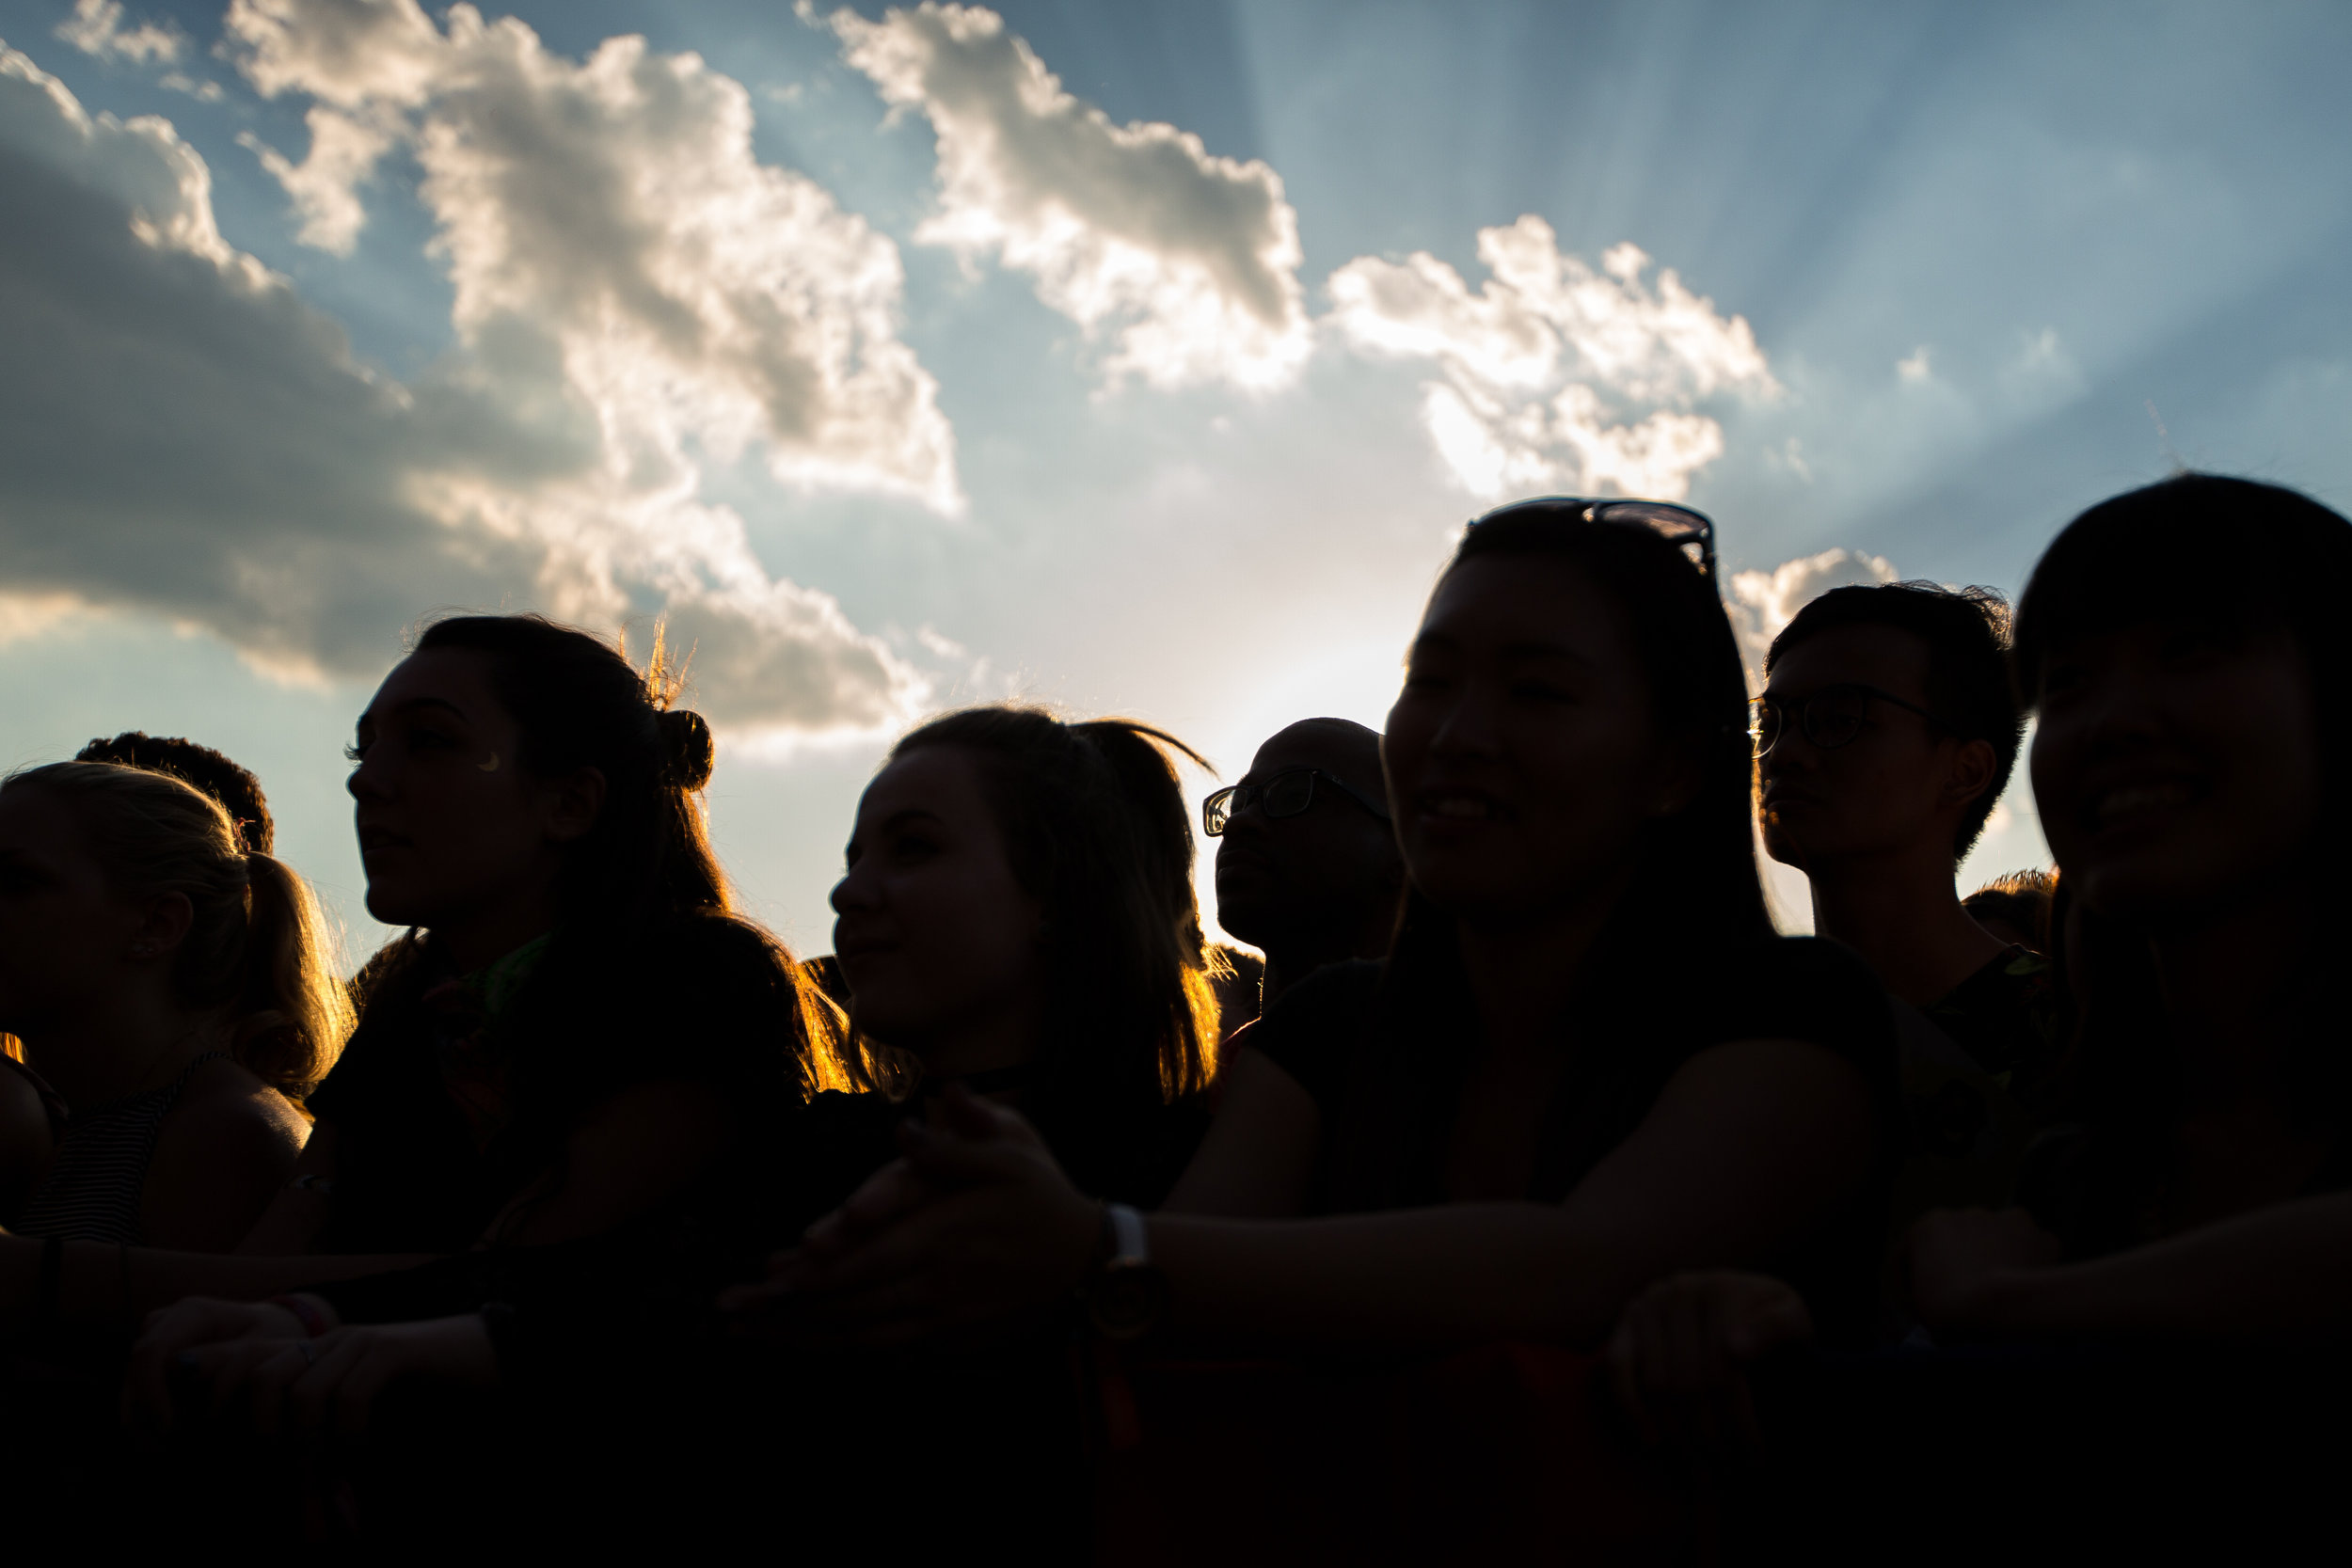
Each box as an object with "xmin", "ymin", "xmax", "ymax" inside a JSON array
[{"xmin": 477, "ymin": 752, "xmax": 501, "ymax": 773}]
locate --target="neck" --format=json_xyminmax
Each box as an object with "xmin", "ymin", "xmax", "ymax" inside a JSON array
[
  {"xmin": 1261, "ymin": 895, "xmax": 1403, "ymax": 1005},
  {"xmin": 910, "ymin": 994, "xmax": 1045, "ymax": 1084},
  {"xmin": 2147, "ymin": 879, "xmax": 2317, "ymax": 1102},
  {"xmin": 1454, "ymin": 879, "xmax": 1626, "ymax": 1056},
  {"xmin": 434, "ymin": 893, "xmax": 562, "ymax": 975},
  {"xmin": 1805, "ymin": 841, "xmax": 2005, "ymax": 1006},
  {"xmin": 20, "ymin": 986, "xmax": 221, "ymax": 1109}
]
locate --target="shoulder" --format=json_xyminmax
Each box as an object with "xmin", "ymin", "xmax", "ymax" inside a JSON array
[
  {"xmin": 157, "ymin": 1058, "xmax": 310, "ymax": 1164},
  {"xmin": 1244, "ymin": 959, "xmax": 1386, "ymax": 1108},
  {"xmin": 1693, "ymin": 936, "xmax": 1896, "ymax": 1069}
]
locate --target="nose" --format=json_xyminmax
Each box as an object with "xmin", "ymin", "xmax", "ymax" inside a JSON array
[
  {"xmin": 830, "ymin": 863, "xmax": 878, "ymax": 916},
  {"xmin": 1427, "ymin": 680, "xmax": 1502, "ymax": 761},
  {"xmin": 346, "ymin": 752, "xmax": 389, "ymax": 803}
]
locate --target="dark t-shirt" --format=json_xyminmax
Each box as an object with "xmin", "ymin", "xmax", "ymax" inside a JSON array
[
  {"xmin": 1249, "ymin": 935, "xmax": 1899, "ymax": 1344},
  {"xmin": 307, "ymin": 915, "xmax": 803, "ymax": 1254}
]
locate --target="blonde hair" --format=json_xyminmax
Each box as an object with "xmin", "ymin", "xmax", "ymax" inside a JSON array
[{"xmin": 5, "ymin": 762, "xmax": 355, "ymax": 1098}]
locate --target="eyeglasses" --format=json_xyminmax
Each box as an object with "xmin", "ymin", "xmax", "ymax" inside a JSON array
[
  {"xmin": 1468, "ymin": 497, "xmax": 1718, "ymax": 583},
  {"xmin": 1749, "ymin": 683, "xmax": 1949, "ymax": 758},
  {"xmin": 1202, "ymin": 768, "xmax": 1391, "ymax": 837}
]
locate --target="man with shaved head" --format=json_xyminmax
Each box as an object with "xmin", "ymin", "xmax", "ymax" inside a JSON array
[{"xmin": 1205, "ymin": 719, "xmax": 1406, "ymax": 1021}]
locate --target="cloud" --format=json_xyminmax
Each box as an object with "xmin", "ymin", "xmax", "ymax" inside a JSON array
[
  {"xmin": 830, "ymin": 2, "xmax": 1311, "ymax": 392},
  {"xmin": 0, "ymin": 34, "xmax": 935, "ymax": 734},
  {"xmin": 1897, "ymin": 345, "xmax": 1932, "ymax": 382},
  {"xmin": 1724, "ymin": 547, "xmax": 1899, "ymax": 678},
  {"xmin": 54, "ymin": 0, "xmax": 182, "ymax": 64},
  {"xmin": 1327, "ymin": 216, "xmax": 1778, "ymax": 500}
]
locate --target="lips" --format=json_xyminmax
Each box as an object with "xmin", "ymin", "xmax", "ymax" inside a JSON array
[
  {"xmin": 2084, "ymin": 775, "xmax": 2206, "ymax": 832},
  {"xmin": 1414, "ymin": 788, "xmax": 1508, "ymax": 823},
  {"xmin": 357, "ymin": 824, "xmax": 412, "ymax": 852},
  {"xmin": 833, "ymin": 929, "xmax": 900, "ymax": 961}
]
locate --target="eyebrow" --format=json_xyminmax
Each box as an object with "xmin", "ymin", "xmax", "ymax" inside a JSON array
[{"xmin": 354, "ymin": 696, "xmax": 472, "ymax": 730}]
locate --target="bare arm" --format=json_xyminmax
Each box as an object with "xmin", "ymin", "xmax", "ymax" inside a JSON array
[
  {"xmin": 234, "ymin": 1121, "xmax": 341, "ymax": 1258},
  {"xmin": 1161, "ymin": 1048, "xmax": 1322, "ymax": 1217},
  {"xmin": 141, "ymin": 1071, "xmax": 310, "ymax": 1253},
  {"xmin": 1915, "ymin": 1195, "xmax": 2352, "ymax": 1344},
  {"xmin": 777, "ymin": 1037, "xmax": 1878, "ymax": 1352},
  {"xmin": 1146, "ymin": 1037, "xmax": 1877, "ymax": 1347}
]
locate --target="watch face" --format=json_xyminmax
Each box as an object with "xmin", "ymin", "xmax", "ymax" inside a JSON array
[{"xmin": 1089, "ymin": 1260, "xmax": 1170, "ymax": 1340}]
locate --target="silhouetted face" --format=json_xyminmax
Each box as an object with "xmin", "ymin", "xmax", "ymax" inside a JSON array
[
  {"xmin": 1759, "ymin": 624, "xmax": 1968, "ymax": 871},
  {"xmin": 2031, "ymin": 620, "xmax": 2320, "ymax": 923},
  {"xmin": 0, "ymin": 785, "xmax": 142, "ymax": 1037},
  {"xmin": 1383, "ymin": 554, "xmax": 1677, "ymax": 927},
  {"xmin": 345, "ymin": 649, "xmax": 562, "ymax": 930},
  {"xmin": 1214, "ymin": 723, "xmax": 1398, "ymax": 955},
  {"xmin": 830, "ymin": 746, "xmax": 1047, "ymax": 1057}
]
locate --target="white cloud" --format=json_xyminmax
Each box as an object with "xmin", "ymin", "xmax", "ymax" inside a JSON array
[
  {"xmin": 1897, "ymin": 344, "xmax": 1932, "ymax": 382},
  {"xmin": 236, "ymin": 108, "xmax": 392, "ymax": 253},
  {"xmin": 54, "ymin": 0, "xmax": 182, "ymax": 64},
  {"xmin": 1327, "ymin": 216, "xmax": 1777, "ymax": 500},
  {"xmin": 0, "ymin": 34, "xmax": 937, "ymax": 735},
  {"xmin": 830, "ymin": 2, "xmax": 1311, "ymax": 393},
  {"xmin": 2000, "ymin": 325, "xmax": 2086, "ymax": 406},
  {"xmin": 160, "ymin": 73, "xmax": 228, "ymax": 103},
  {"xmin": 1724, "ymin": 547, "xmax": 1899, "ymax": 679}
]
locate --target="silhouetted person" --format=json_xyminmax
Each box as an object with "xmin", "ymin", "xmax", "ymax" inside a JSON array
[
  {"xmin": 1963, "ymin": 867, "xmax": 2055, "ymax": 952},
  {"xmin": 0, "ymin": 763, "xmax": 347, "ymax": 1247},
  {"xmin": 75, "ymin": 732, "xmax": 275, "ymax": 857},
  {"xmin": 1205, "ymin": 719, "xmax": 1404, "ymax": 1014}
]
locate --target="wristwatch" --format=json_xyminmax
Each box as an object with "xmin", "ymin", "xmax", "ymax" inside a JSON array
[{"xmin": 1082, "ymin": 1203, "xmax": 1169, "ymax": 1340}]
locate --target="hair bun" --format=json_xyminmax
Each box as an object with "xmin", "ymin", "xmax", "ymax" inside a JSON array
[{"xmin": 658, "ymin": 708, "xmax": 715, "ymax": 791}]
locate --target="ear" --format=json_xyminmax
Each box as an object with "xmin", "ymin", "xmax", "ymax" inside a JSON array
[
  {"xmin": 126, "ymin": 891, "xmax": 195, "ymax": 964},
  {"xmin": 541, "ymin": 766, "xmax": 608, "ymax": 846},
  {"xmin": 1944, "ymin": 736, "xmax": 2000, "ymax": 814}
]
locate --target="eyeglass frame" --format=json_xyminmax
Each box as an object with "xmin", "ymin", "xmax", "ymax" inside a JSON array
[
  {"xmin": 1202, "ymin": 768, "xmax": 1392, "ymax": 838},
  {"xmin": 1749, "ymin": 682, "xmax": 1951, "ymax": 759},
  {"xmin": 1467, "ymin": 496, "xmax": 1718, "ymax": 584}
]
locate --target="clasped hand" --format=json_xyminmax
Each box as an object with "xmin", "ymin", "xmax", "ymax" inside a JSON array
[
  {"xmin": 122, "ymin": 1297, "xmax": 496, "ymax": 1443},
  {"xmin": 722, "ymin": 1086, "xmax": 1103, "ymax": 1349}
]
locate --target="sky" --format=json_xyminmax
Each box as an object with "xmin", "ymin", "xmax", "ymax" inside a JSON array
[{"xmin": 2, "ymin": 0, "xmax": 2348, "ymax": 964}]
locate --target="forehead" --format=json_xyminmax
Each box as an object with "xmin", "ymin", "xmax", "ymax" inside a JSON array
[
  {"xmin": 857, "ymin": 745, "xmax": 993, "ymax": 828},
  {"xmin": 1769, "ymin": 623, "xmax": 1931, "ymax": 699},
  {"xmin": 1248, "ymin": 725, "xmax": 1378, "ymax": 784},
  {"xmin": 0, "ymin": 783, "xmax": 86, "ymax": 860},
  {"xmin": 363, "ymin": 647, "xmax": 501, "ymax": 722},
  {"xmin": 1418, "ymin": 554, "xmax": 1629, "ymax": 667}
]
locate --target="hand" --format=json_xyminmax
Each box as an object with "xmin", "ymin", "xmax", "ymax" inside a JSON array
[
  {"xmin": 163, "ymin": 1314, "xmax": 500, "ymax": 1445},
  {"xmin": 1907, "ymin": 1206, "xmax": 2064, "ymax": 1337},
  {"xmin": 122, "ymin": 1295, "xmax": 311, "ymax": 1437},
  {"xmin": 1605, "ymin": 1271, "xmax": 1813, "ymax": 1466},
  {"xmin": 721, "ymin": 1087, "xmax": 1103, "ymax": 1348}
]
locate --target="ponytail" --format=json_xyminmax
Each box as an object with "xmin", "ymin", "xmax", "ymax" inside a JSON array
[
  {"xmin": 230, "ymin": 852, "xmax": 358, "ymax": 1096},
  {"xmin": 2, "ymin": 762, "xmax": 354, "ymax": 1097}
]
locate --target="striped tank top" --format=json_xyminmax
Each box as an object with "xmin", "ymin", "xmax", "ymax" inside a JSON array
[{"xmin": 15, "ymin": 1053, "xmax": 225, "ymax": 1244}]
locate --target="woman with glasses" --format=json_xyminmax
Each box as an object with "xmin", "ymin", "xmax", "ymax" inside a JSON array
[{"xmin": 757, "ymin": 501, "xmax": 1898, "ymax": 1471}]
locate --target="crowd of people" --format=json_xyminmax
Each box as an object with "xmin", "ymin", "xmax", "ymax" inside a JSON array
[{"xmin": 0, "ymin": 472, "xmax": 2345, "ymax": 1557}]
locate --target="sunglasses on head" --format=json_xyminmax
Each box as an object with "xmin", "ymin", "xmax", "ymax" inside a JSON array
[{"xmin": 1468, "ymin": 497, "xmax": 1718, "ymax": 584}]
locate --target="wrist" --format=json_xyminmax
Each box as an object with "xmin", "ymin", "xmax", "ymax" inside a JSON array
[{"xmin": 268, "ymin": 1291, "xmax": 338, "ymax": 1338}]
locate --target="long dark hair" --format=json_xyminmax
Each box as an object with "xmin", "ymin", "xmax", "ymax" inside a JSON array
[
  {"xmin": 346, "ymin": 616, "xmax": 845, "ymax": 1183},
  {"xmin": 844, "ymin": 706, "xmax": 1219, "ymax": 1192},
  {"xmin": 1328, "ymin": 513, "xmax": 1768, "ymax": 1203},
  {"xmin": 2012, "ymin": 474, "xmax": 2352, "ymax": 1247}
]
